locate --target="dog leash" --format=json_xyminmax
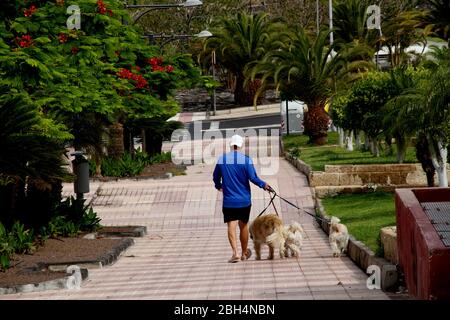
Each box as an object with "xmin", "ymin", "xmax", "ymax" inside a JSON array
[
  {"xmin": 257, "ymin": 191, "xmax": 279, "ymax": 217},
  {"xmin": 261, "ymin": 187, "xmax": 328, "ymax": 223}
]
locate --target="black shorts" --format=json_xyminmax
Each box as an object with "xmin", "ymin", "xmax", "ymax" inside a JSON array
[{"xmin": 222, "ymin": 205, "xmax": 251, "ymax": 223}]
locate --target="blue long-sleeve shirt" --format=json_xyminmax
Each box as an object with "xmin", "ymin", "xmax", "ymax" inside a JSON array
[{"xmin": 213, "ymin": 151, "xmax": 266, "ymax": 208}]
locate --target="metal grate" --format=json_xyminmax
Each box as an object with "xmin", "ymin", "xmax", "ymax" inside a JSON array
[{"xmin": 421, "ymin": 202, "xmax": 450, "ymax": 247}]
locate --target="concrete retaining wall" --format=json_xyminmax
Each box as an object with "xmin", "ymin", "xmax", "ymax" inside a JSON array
[{"xmin": 310, "ymin": 164, "xmax": 450, "ymax": 187}]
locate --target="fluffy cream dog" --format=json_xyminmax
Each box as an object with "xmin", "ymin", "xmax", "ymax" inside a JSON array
[
  {"xmin": 282, "ymin": 221, "xmax": 304, "ymax": 258},
  {"xmin": 329, "ymin": 217, "xmax": 349, "ymax": 257},
  {"xmin": 249, "ymin": 214, "xmax": 286, "ymax": 260}
]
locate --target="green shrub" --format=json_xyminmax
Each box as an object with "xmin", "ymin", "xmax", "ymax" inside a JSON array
[
  {"xmin": 150, "ymin": 152, "xmax": 172, "ymax": 164},
  {"xmin": 79, "ymin": 206, "xmax": 102, "ymax": 232},
  {"xmin": 9, "ymin": 222, "xmax": 35, "ymax": 254},
  {"xmin": 39, "ymin": 196, "xmax": 101, "ymax": 239},
  {"xmin": 0, "ymin": 221, "xmax": 36, "ymax": 271},
  {"xmin": 288, "ymin": 147, "xmax": 302, "ymax": 158},
  {"xmin": 92, "ymin": 151, "xmax": 173, "ymax": 177},
  {"xmin": 0, "ymin": 222, "xmax": 12, "ymax": 271}
]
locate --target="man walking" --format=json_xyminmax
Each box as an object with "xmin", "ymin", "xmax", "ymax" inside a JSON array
[{"xmin": 213, "ymin": 134, "xmax": 271, "ymax": 263}]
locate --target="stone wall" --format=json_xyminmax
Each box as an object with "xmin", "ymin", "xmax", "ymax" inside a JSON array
[{"xmin": 310, "ymin": 164, "xmax": 450, "ymax": 188}]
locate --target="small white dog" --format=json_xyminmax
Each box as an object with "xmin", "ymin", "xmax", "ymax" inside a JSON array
[
  {"xmin": 329, "ymin": 217, "xmax": 349, "ymax": 257},
  {"xmin": 267, "ymin": 221, "xmax": 304, "ymax": 258},
  {"xmin": 283, "ymin": 221, "xmax": 304, "ymax": 257}
]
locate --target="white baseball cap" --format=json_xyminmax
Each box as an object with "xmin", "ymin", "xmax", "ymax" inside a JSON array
[{"xmin": 230, "ymin": 134, "xmax": 244, "ymax": 148}]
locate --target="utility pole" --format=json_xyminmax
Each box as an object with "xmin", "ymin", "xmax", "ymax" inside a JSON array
[
  {"xmin": 286, "ymin": 101, "xmax": 290, "ymax": 136},
  {"xmin": 316, "ymin": 0, "xmax": 320, "ymax": 35},
  {"xmin": 212, "ymin": 50, "xmax": 217, "ymax": 116},
  {"xmin": 329, "ymin": 0, "xmax": 333, "ymax": 44}
]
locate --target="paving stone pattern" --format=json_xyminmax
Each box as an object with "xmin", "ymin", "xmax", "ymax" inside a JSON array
[{"xmin": 1, "ymin": 143, "xmax": 388, "ymax": 300}]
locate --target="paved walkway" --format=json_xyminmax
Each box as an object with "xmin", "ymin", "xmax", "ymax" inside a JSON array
[
  {"xmin": 168, "ymin": 103, "xmax": 280, "ymax": 123},
  {"xmin": 2, "ymin": 145, "xmax": 388, "ymax": 300}
]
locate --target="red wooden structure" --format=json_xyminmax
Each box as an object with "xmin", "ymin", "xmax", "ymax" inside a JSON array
[{"xmin": 396, "ymin": 188, "xmax": 450, "ymax": 299}]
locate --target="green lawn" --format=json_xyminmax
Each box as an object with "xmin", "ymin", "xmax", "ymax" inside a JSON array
[
  {"xmin": 283, "ymin": 132, "xmax": 417, "ymax": 171},
  {"xmin": 283, "ymin": 132, "xmax": 340, "ymax": 149},
  {"xmin": 321, "ymin": 192, "xmax": 396, "ymax": 255}
]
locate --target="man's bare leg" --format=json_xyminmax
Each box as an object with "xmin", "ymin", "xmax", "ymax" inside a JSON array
[
  {"xmin": 227, "ymin": 220, "xmax": 239, "ymax": 261},
  {"xmin": 239, "ymin": 220, "xmax": 250, "ymax": 259}
]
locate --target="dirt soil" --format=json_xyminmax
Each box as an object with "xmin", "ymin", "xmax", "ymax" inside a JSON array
[
  {"xmin": 139, "ymin": 162, "xmax": 186, "ymax": 178},
  {"xmin": 0, "ymin": 237, "xmax": 123, "ymax": 287}
]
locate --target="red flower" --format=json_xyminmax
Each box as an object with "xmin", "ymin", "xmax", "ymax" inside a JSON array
[
  {"xmin": 134, "ymin": 75, "xmax": 148, "ymax": 89},
  {"xmin": 97, "ymin": 0, "xmax": 112, "ymax": 15},
  {"xmin": 58, "ymin": 33, "xmax": 68, "ymax": 44},
  {"xmin": 117, "ymin": 68, "xmax": 148, "ymax": 89},
  {"xmin": 117, "ymin": 68, "xmax": 133, "ymax": 79},
  {"xmin": 152, "ymin": 65, "xmax": 165, "ymax": 72},
  {"xmin": 148, "ymin": 57, "xmax": 159, "ymax": 66},
  {"xmin": 16, "ymin": 35, "xmax": 33, "ymax": 48},
  {"xmin": 71, "ymin": 46, "xmax": 79, "ymax": 54},
  {"xmin": 165, "ymin": 65, "xmax": 174, "ymax": 73},
  {"xmin": 24, "ymin": 5, "xmax": 37, "ymax": 17},
  {"xmin": 157, "ymin": 57, "xmax": 164, "ymax": 65}
]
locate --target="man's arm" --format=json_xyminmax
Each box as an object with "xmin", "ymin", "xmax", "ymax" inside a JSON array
[
  {"xmin": 213, "ymin": 163, "xmax": 222, "ymax": 190},
  {"xmin": 246, "ymin": 160, "xmax": 270, "ymax": 190}
]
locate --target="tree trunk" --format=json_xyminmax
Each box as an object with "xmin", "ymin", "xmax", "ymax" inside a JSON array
[
  {"xmin": 428, "ymin": 137, "xmax": 448, "ymax": 187},
  {"xmin": 396, "ymin": 135, "xmax": 407, "ymax": 164},
  {"xmin": 415, "ymin": 134, "xmax": 435, "ymax": 187},
  {"xmin": 107, "ymin": 123, "xmax": 124, "ymax": 159},
  {"xmin": 370, "ymin": 136, "xmax": 380, "ymax": 157},
  {"xmin": 345, "ymin": 130, "xmax": 354, "ymax": 151},
  {"xmin": 141, "ymin": 128, "xmax": 146, "ymax": 152},
  {"xmin": 123, "ymin": 125, "xmax": 134, "ymax": 156},
  {"xmin": 303, "ymin": 105, "xmax": 330, "ymax": 145},
  {"xmin": 338, "ymin": 127, "xmax": 345, "ymax": 148},
  {"xmin": 385, "ymin": 135, "xmax": 393, "ymax": 156},
  {"xmin": 0, "ymin": 177, "xmax": 22, "ymax": 229},
  {"xmin": 234, "ymin": 74, "xmax": 263, "ymax": 106},
  {"xmin": 355, "ymin": 131, "xmax": 361, "ymax": 150},
  {"xmin": 363, "ymin": 133, "xmax": 370, "ymax": 152},
  {"xmin": 144, "ymin": 130, "xmax": 163, "ymax": 157}
]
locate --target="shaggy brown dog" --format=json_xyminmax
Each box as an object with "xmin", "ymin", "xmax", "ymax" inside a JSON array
[{"xmin": 249, "ymin": 214, "xmax": 285, "ymax": 260}]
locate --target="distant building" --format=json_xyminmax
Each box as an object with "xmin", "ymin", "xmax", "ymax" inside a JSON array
[{"xmin": 374, "ymin": 41, "xmax": 448, "ymax": 69}]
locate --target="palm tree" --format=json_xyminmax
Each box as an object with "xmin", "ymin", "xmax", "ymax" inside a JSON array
[
  {"xmin": 422, "ymin": 0, "xmax": 450, "ymax": 41},
  {"xmin": 385, "ymin": 47, "xmax": 450, "ymax": 186},
  {"xmin": 381, "ymin": 9, "xmax": 429, "ymax": 67},
  {"xmin": 0, "ymin": 89, "xmax": 69, "ymax": 228},
  {"xmin": 250, "ymin": 27, "xmax": 372, "ymax": 145},
  {"xmin": 382, "ymin": 67, "xmax": 423, "ymax": 163},
  {"xmin": 204, "ymin": 11, "xmax": 280, "ymax": 106},
  {"xmin": 333, "ymin": 0, "xmax": 373, "ymax": 46}
]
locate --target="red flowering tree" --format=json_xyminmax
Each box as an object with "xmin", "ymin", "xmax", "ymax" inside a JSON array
[
  {"xmin": 0, "ymin": 0, "xmax": 202, "ymax": 156},
  {"xmin": 0, "ymin": 0, "xmax": 204, "ymax": 233}
]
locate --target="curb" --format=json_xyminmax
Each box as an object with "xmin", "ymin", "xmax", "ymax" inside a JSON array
[
  {"xmin": 98, "ymin": 226, "xmax": 147, "ymax": 238},
  {"xmin": 280, "ymin": 137, "xmax": 399, "ymax": 292},
  {"xmin": 0, "ymin": 268, "xmax": 89, "ymax": 295},
  {"xmin": 208, "ymin": 110, "xmax": 279, "ymax": 122},
  {"xmin": 314, "ymin": 197, "xmax": 399, "ymax": 292},
  {"xmin": 0, "ymin": 238, "xmax": 134, "ymax": 295},
  {"xmin": 41, "ymin": 238, "xmax": 135, "ymax": 271}
]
